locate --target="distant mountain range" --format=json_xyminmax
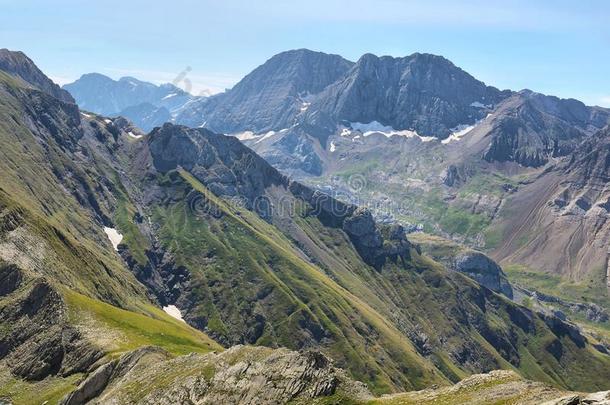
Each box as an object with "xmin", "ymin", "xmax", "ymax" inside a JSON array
[{"xmin": 63, "ymin": 73, "xmax": 197, "ymax": 131}]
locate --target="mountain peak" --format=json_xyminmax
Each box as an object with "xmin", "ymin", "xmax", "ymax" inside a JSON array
[{"xmin": 0, "ymin": 48, "xmax": 74, "ymax": 103}]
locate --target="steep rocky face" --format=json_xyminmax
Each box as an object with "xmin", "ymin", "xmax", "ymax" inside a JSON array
[
  {"xmin": 0, "ymin": 263, "xmax": 103, "ymax": 381},
  {"xmin": 175, "ymin": 49, "xmax": 354, "ymax": 132},
  {"xmin": 483, "ymin": 91, "xmax": 610, "ymax": 167},
  {"xmin": 301, "ymin": 52, "xmax": 508, "ymax": 142},
  {"xmin": 454, "ymin": 253, "xmax": 513, "ymax": 299},
  {"xmin": 0, "ymin": 48, "xmax": 74, "ymax": 104}
]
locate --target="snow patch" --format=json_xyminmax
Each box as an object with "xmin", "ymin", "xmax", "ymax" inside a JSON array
[
  {"xmin": 330, "ymin": 141, "xmax": 336, "ymax": 152},
  {"xmin": 234, "ymin": 131, "xmax": 260, "ymax": 141},
  {"xmin": 162, "ymin": 93, "xmax": 178, "ymax": 100},
  {"xmin": 128, "ymin": 131, "xmax": 143, "ymax": 139},
  {"xmin": 255, "ymin": 130, "xmax": 279, "ymax": 144},
  {"xmin": 442, "ymin": 124, "xmax": 476, "ymax": 144},
  {"xmin": 103, "ymin": 227, "xmax": 123, "ymax": 251},
  {"xmin": 300, "ymin": 102, "xmax": 311, "ymax": 112},
  {"xmin": 350, "ymin": 121, "xmax": 435, "ymax": 142},
  {"xmin": 80, "ymin": 112, "xmax": 92, "ymax": 118},
  {"xmin": 163, "ymin": 305, "xmax": 185, "ymax": 322},
  {"xmin": 340, "ymin": 127, "xmax": 352, "ymax": 137},
  {"xmin": 103, "ymin": 118, "xmax": 112, "ymax": 124}
]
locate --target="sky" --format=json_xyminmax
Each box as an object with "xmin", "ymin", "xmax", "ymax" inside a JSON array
[{"xmin": 1, "ymin": 0, "xmax": 609, "ymax": 106}]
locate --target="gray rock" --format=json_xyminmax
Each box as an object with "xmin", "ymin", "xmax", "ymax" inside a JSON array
[
  {"xmin": 483, "ymin": 91, "xmax": 610, "ymax": 167},
  {"xmin": 0, "ymin": 48, "xmax": 74, "ymax": 103},
  {"xmin": 176, "ymin": 49, "xmax": 354, "ymax": 133},
  {"xmin": 62, "ymin": 345, "xmax": 372, "ymax": 404},
  {"xmin": 454, "ymin": 252, "xmax": 514, "ymax": 299},
  {"xmin": 0, "ymin": 267, "xmax": 103, "ymax": 381},
  {"xmin": 301, "ymin": 52, "xmax": 507, "ymax": 143}
]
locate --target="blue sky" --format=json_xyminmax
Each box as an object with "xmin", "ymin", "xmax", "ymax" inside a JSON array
[{"xmin": 1, "ymin": 0, "xmax": 609, "ymax": 106}]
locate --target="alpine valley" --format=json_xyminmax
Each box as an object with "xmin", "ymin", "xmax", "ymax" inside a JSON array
[{"xmin": 0, "ymin": 45, "xmax": 609, "ymax": 405}]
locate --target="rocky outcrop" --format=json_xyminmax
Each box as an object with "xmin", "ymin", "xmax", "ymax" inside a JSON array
[
  {"xmin": 454, "ymin": 252, "xmax": 514, "ymax": 299},
  {"xmin": 541, "ymin": 391, "xmax": 610, "ymax": 405},
  {"xmin": 0, "ymin": 48, "xmax": 74, "ymax": 103},
  {"xmin": 60, "ymin": 347, "xmax": 171, "ymax": 405},
  {"xmin": 410, "ymin": 234, "xmax": 513, "ymax": 298},
  {"xmin": 343, "ymin": 209, "xmax": 412, "ymax": 268},
  {"xmin": 61, "ymin": 345, "xmax": 371, "ymax": 404},
  {"xmin": 0, "ymin": 265, "xmax": 102, "ymax": 381}
]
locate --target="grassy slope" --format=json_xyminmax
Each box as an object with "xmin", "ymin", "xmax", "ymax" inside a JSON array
[
  {"xmin": 152, "ymin": 169, "xmax": 444, "ymax": 393},
  {"xmin": 139, "ymin": 168, "xmax": 610, "ymax": 394},
  {"xmin": 0, "ymin": 74, "xmax": 221, "ymax": 404}
]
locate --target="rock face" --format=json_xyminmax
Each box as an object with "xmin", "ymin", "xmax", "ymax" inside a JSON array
[
  {"xmin": 0, "ymin": 264, "xmax": 102, "ymax": 381},
  {"xmin": 0, "ymin": 48, "xmax": 74, "ymax": 103},
  {"xmin": 482, "ymin": 91, "xmax": 609, "ymax": 167},
  {"xmin": 409, "ymin": 234, "xmax": 513, "ymax": 298},
  {"xmin": 454, "ymin": 252, "xmax": 514, "ymax": 299},
  {"xmin": 61, "ymin": 345, "xmax": 371, "ymax": 404},
  {"xmin": 301, "ymin": 52, "xmax": 508, "ymax": 142},
  {"xmin": 177, "ymin": 49, "xmax": 354, "ymax": 133}
]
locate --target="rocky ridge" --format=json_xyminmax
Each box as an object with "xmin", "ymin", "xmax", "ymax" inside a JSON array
[{"xmin": 0, "ymin": 48, "xmax": 74, "ymax": 104}]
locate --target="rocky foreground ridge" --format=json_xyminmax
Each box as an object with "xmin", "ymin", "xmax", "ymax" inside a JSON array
[{"xmin": 53, "ymin": 345, "xmax": 610, "ymax": 405}]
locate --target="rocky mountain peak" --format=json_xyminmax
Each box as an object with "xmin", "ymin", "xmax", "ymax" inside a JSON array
[
  {"xmin": 0, "ymin": 48, "xmax": 74, "ymax": 103},
  {"xmin": 175, "ymin": 49, "xmax": 354, "ymax": 133},
  {"xmin": 300, "ymin": 50, "xmax": 508, "ymax": 141}
]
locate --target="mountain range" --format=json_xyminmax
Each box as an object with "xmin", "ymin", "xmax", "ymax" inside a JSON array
[
  {"xmin": 63, "ymin": 73, "xmax": 196, "ymax": 131},
  {"xmin": 2, "ymin": 47, "xmax": 610, "ymax": 404}
]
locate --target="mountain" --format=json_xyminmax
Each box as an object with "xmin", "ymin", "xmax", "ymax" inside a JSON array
[
  {"xmin": 2, "ymin": 50, "xmax": 610, "ymax": 403},
  {"xmin": 175, "ymin": 49, "xmax": 354, "ymax": 132},
  {"xmin": 0, "ymin": 62, "xmax": 220, "ymax": 403},
  {"xmin": 63, "ymin": 73, "xmax": 195, "ymax": 130},
  {"xmin": 0, "ymin": 48, "xmax": 74, "ymax": 103},
  {"xmin": 489, "ymin": 125, "xmax": 610, "ymax": 281},
  {"xmin": 179, "ymin": 49, "xmax": 607, "ymax": 178},
  {"xmin": 300, "ymin": 52, "xmax": 508, "ymax": 142},
  {"xmin": 479, "ymin": 90, "xmax": 610, "ymax": 167},
  {"xmin": 185, "ymin": 49, "xmax": 610, "ymax": 323}
]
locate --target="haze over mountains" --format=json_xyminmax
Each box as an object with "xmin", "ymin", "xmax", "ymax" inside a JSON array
[
  {"xmin": 64, "ymin": 73, "xmax": 196, "ymax": 131},
  {"xmin": 1, "ymin": 46, "xmax": 610, "ymax": 404}
]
